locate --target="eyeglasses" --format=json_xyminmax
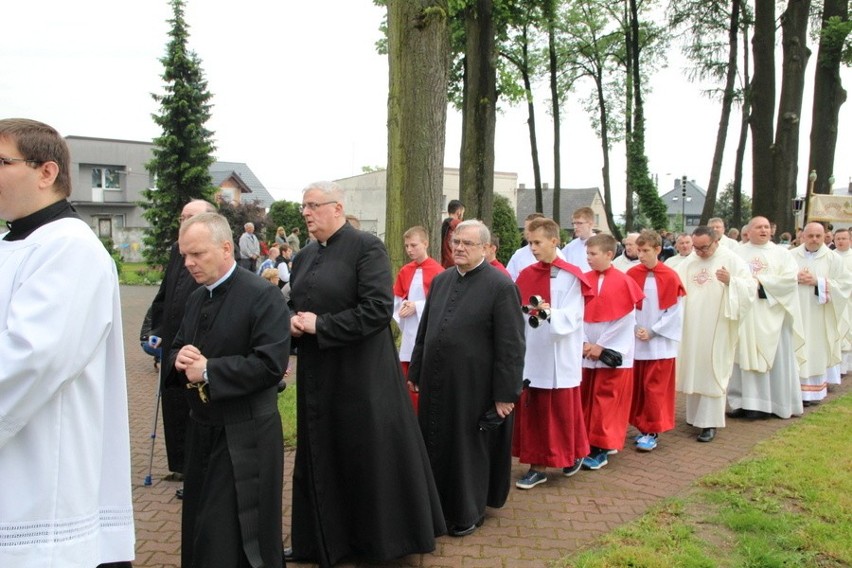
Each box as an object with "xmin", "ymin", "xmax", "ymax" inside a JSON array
[
  {"xmin": 299, "ymin": 200, "xmax": 338, "ymax": 213},
  {"xmin": 0, "ymin": 157, "xmax": 42, "ymax": 167},
  {"xmin": 693, "ymin": 243, "xmax": 716, "ymax": 253},
  {"xmin": 451, "ymin": 238, "xmax": 482, "ymax": 248}
]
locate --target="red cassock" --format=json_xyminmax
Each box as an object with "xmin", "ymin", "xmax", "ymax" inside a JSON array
[
  {"xmin": 512, "ymin": 259, "xmax": 592, "ymax": 466},
  {"xmin": 626, "ymin": 262, "xmax": 686, "ymax": 434},
  {"xmin": 581, "ymin": 268, "xmax": 644, "ymax": 451}
]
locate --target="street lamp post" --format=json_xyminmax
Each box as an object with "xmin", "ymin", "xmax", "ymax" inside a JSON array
[{"xmin": 671, "ymin": 176, "xmax": 691, "ymax": 232}]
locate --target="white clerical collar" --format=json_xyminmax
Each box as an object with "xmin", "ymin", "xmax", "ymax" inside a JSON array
[
  {"xmin": 456, "ymin": 258, "xmax": 485, "ymax": 276},
  {"xmin": 206, "ymin": 261, "xmax": 237, "ymax": 294}
]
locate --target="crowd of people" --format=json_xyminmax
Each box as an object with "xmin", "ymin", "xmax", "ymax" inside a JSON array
[{"xmin": 2, "ymin": 118, "xmax": 848, "ymax": 568}]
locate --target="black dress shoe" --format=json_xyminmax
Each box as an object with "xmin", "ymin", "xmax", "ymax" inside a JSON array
[
  {"xmin": 283, "ymin": 547, "xmax": 294, "ymax": 562},
  {"xmin": 744, "ymin": 410, "xmax": 771, "ymax": 420},
  {"xmin": 449, "ymin": 516, "xmax": 484, "ymax": 537},
  {"xmin": 697, "ymin": 427, "xmax": 716, "ymax": 442},
  {"xmin": 726, "ymin": 408, "xmax": 747, "ymax": 418},
  {"xmin": 175, "ymin": 487, "xmax": 184, "ymax": 500}
]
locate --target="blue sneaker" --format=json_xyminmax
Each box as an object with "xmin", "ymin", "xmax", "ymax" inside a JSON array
[
  {"xmin": 516, "ymin": 470, "xmax": 548, "ymax": 489},
  {"xmin": 562, "ymin": 458, "xmax": 583, "ymax": 477},
  {"xmin": 581, "ymin": 451, "xmax": 608, "ymax": 470},
  {"xmin": 636, "ymin": 433, "xmax": 658, "ymax": 452}
]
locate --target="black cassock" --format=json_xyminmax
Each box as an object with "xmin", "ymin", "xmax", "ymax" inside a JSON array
[
  {"xmin": 289, "ymin": 222, "xmax": 445, "ymax": 567},
  {"xmin": 171, "ymin": 266, "xmax": 290, "ymax": 568},
  {"xmin": 148, "ymin": 242, "xmax": 200, "ymax": 473},
  {"xmin": 408, "ymin": 261, "xmax": 525, "ymax": 528}
]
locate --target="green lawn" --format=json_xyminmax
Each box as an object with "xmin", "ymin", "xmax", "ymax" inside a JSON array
[
  {"xmin": 120, "ymin": 262, "xmax": 162, "ymax": 285},
  {"xmin": 557, "ymin": 393, "xmax": 852, "ymax": 568},
  {"xmin": 277, "ymin": 382, "xmax": 297, "ymax": 448}
]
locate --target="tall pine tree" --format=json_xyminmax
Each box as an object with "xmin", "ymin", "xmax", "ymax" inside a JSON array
[{"xmin": 143, "ymin": 0, "xmax": 216, "ymax": 267}]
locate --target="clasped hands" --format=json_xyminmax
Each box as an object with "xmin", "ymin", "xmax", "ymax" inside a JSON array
[
  {"xmin": 797, "ymin": 268, "xmax": 817, "ymax": 286},
  {"xmin": 583, "ymin": 342, "xmax": 603, "ymax": 360},
  {"xmin": 175, "ymin": 344, "xmax": 207, "ymax": 384},
  {"xmin": 291, "ymin": 312, "xmax": 318, "ymax": 337}
]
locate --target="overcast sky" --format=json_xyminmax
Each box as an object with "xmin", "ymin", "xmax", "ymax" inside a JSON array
[{"xmin": 4, "ymin": 0, "xmax": 851, "ymax": 214}]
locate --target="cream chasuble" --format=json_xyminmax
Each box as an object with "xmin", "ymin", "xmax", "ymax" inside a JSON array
[{"xmin": 676, "ymin": 246, "xmax": 756, "ymax": 397}]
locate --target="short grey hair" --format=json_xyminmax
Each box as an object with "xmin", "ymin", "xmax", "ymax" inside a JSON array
[
  {"xmin": 455, "ymin": 219, "xmax": 490, "ymax": 246},
  {"xmin": 181, "ymin": 212, "xmax": 234, "ymax": 245},
  {"xmin": 303, "ymin": 180, "xmax": 345, "ymax": 205},
  {"xmin": 244, "ymin": 222, "xmax": 254, "ymax": 230}
]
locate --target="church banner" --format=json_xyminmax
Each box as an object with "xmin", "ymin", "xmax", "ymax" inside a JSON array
[{"xmin": 808, "ymin": 194, "xmax": 852, "ymax": 223}]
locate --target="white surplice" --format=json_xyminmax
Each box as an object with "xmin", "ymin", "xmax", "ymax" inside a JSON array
[
  {"xmin": 0, "ymin": 218, "xmax": 135, "ymax": 567},
  {"xmin": 633, "ymin": 275, "xmax": 683, "ymax": 361},
  {"xmin": 393, "ymin": 267, "xmax": 426, "ymax": 362},
  {"xmin": 611, "ymin": 254, "xmax": 640, "ymax": 273},
  {"xmin": 522, "ymin": 269, "xmax": 585, "ymax": 388},
  {"xmin": 561, "ymin": 238, "xmax": 591, "ymax": 272},
  {"xmin": 664, "ymin": 254, "xmax": 690, "ymax": 270},
  {"xmin": 728, "ymin": 242, "xmax": 804, "ymax": 418}
]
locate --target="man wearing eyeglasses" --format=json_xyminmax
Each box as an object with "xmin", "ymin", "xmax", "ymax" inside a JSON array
[
  {"xmin": 409, "ymin": 220, "xmax": 525, "ymax": 537},
  {"xmin": 0, "ymin": 119, "xmax": 135, "ymax": 567},
  {"xmin": 287, "ymin": 181, "xmax": 445, "ymax": 566},
  {"xmin": 675, "ymin": 225, "xmax": 756, "ymax": 443},
  {"xmin": 561, "ymin": 206, "xmax": 594, "ymax": 272}
]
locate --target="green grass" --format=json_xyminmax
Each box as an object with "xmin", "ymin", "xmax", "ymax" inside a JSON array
[
  {"xmin": 278, "ymin": 382, "xmax": 297, "ymax": 448},
  {"xmin": 557, "ymin": 393, "xmax": 852, "ymax": 568},
  {"xmin": 120, "ymin": 262, "xmax": 162, "ymax": 285}
]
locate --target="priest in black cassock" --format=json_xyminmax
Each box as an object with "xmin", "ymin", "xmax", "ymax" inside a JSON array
[
  {"xmin": 171, "ymin": 213, "xmax": 290, "ymax": 568},
  {"xmin": 146, "ymin": 198, "xmax": 215, "ymax": 482},
  {"xmin": 408, "ymin": 220, "xmax": 526, "ymax": 537},
  {"xmin": 288, "ymin": 181, "xmax": 445, "ymax": 567}
]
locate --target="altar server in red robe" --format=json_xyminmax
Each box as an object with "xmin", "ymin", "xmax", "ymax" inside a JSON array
[
  {"xmin": 393, "ymin": 226, "xmax": 444, "ymax": 411},
  {"xmin": 581, "ymin": 233, "xmax": 645, "ymax": 470},
  {"xmin": 512, "ymin": 218, "xmax": 592, "ymax": 489},
  {"xmin": 626, "ymin": 230, "xmax": 686, "ymax": 452}
]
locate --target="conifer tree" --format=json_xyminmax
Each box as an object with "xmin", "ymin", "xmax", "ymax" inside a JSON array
[{"xmin": 142, "ymin": 0, "xmax": 216, "ymax": 266}]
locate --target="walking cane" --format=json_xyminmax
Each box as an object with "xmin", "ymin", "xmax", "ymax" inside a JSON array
[{"xmin": 143, "ymin": 336, "xmax": 163, "ymax": 487}]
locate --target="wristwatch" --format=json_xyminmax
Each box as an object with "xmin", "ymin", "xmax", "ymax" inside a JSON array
[{"xmin": 202, "ymin": 368, "xmax": 209, "ymax": 384}]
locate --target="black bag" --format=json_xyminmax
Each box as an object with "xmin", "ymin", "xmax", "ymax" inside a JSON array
[
  {"xmin": 599, "ymin": 348, "xmax": 623, "ymax": 368},
  {"xmin": 478, "ymin": 407, "xmax": 505, "ymax": 431}
]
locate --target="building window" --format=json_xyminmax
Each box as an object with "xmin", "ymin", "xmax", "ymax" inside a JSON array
[
  {"xmin": 92, "ymin": 167, "xmax": 122, "ymax": 190},
  {"xmin": 219, "ymin": 188, "xmax": 235, "ymax": 204}
]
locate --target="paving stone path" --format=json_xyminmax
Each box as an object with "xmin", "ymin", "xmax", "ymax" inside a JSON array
[{"xmin": 121, "ymin": 285, "xmax": 849, "ymax": 567}]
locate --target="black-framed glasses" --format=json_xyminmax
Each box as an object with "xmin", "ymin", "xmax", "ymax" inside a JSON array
[
  {"xmin": 693, "ymin": 243, "xmax": 716, "ymax": 253},
  {"xmin": 299, "ymin": 200, "xmax": 338, "ymax": 213},
  {"xmin": 0, "ymin": 157, "xmax": 43, "ymax": 167}
]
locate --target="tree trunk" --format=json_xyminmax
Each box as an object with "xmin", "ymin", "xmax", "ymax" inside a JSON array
[
  {"xmin": 521, "ymin": 24, "xmax": 544, "ymax": 213},
  {"xmin": 749, "ymin": 0, "xmax": 775, "ymax": 220},
  {"xmin": 547, "ymin": 6, "xmax": 562, "ymax": 224},
  {"xmin": 623, "ymin": 0, "xmax": 634, "ymax": 232},
  {"xmin": 732, "ymin": 5, "xmax": 752, "ymax": 229},
  {"xmin": 808, "ymin": 0, "xmax": 849, "ymax": 196},
  {"xmin": 386, "ymin": 1, "xmax": 450, "ymax": 268},
  {"xmin": 733, "ymin": 3, "xmax": 751, "ymax": 231},
  {"xmin": 459, "ymin": 0, "xmax": 497, "ymax": 226},
  {"xmin": 771, "ymin": 0, "xmax": 811, "ymax": 233},
  {"xmin": 702, "ymin": 0, "xmax": 741, "ymax": 225},
  {"xmin": 596, "ymin": 70, "xmax": 621, "ymax": 241}
]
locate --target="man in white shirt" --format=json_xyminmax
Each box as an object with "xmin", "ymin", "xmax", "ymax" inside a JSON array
[{"xmin": 561, "ymin": 207, "xmax": 594, "ymax": 272}]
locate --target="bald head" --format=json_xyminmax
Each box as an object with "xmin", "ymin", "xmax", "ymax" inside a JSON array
[
  {"xmin": 802, "ymin": 222, "xmax": 825, "ymax": 252},
  {"xmin": 748, "ymin": 216, "xmax": 770, "ymax": 245}
]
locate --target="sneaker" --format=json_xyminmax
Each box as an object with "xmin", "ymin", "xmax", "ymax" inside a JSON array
[
  {"xmin": 562, "ymin": 459, "xmax": 583, "ymax": 477},
  {"xmin": 605, "ymin": 448, "xmax": 619, "ymax": 455},
  {"xmin": 516, "ymin": 470, "xmax": 548, "ymax": 489},
  {"xmin": 636, "ymin": 434, "xmax": 658, "ymax": 452},
  {"xmin": 581, "ymin": 451, "xmax": 608, "ymax": 470}
]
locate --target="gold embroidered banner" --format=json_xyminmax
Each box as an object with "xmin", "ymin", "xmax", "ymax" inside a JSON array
[{"xmin": 808, "ymin": 194, "xmax": 852, "ymax": 222}]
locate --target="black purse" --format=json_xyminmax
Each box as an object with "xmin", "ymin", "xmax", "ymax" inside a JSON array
[
  {"xmin": 598, "ymin": 348, "xmax": 623, "ymax": 368},
  {"xmin": 478, "ymin": 407, "xmax": 505, "ymax": 431}
]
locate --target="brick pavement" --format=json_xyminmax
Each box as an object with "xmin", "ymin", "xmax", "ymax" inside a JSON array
[{"xmin": 121, "ymin": 285, "xmax": 851, "ymax": 567}]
